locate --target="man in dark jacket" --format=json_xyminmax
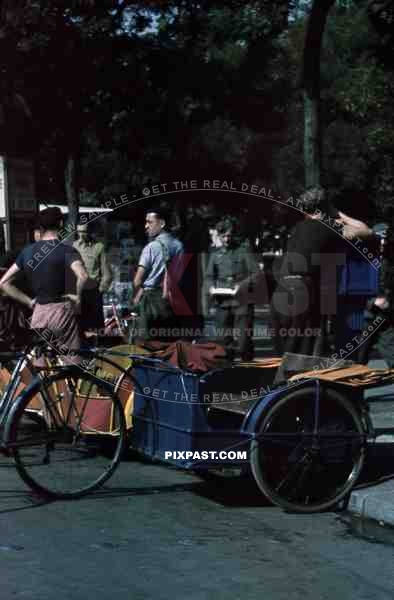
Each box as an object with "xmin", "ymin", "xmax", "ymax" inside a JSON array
[{"xmin": 271, "ymin": 186, "xmax": 373, "ymax": 357}]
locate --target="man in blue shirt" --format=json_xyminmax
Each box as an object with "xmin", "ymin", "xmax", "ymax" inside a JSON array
[{"xmin": 132, "ymin": 209, "xmax": 184, "ymax": 340}]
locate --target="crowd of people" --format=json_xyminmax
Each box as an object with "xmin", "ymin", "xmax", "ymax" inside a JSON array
[{"xmin": 0, "ymin": 191, "xmax": 392, "ymax": 367}]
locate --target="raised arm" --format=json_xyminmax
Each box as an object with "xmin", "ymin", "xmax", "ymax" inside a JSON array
[{"xmin": 336, "ymin": 211, "xmax": 373, "ymax": 241}]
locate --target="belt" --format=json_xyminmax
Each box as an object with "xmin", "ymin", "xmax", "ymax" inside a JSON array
[{"xmin": 37, "ymin": 298, "xmax": 67, "ymax": 305}]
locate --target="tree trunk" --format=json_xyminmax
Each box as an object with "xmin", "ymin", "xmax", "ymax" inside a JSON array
[
  {"xmin": 64, "ymin": 153, "xmax": 80, "ymax": 240},
  {"xmin": 302, "ymin": 0, "xmax": 335, "ymax": 188}
]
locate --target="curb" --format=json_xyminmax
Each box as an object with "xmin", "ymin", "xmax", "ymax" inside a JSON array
[{"xmin": 348, "ymin": 480, "xmax": 394, "ymax": 526}]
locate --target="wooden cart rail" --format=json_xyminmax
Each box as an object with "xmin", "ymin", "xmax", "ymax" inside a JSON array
[{"xmin": 289, "ymin": 364, "xmax": 394, "ymax": 388}]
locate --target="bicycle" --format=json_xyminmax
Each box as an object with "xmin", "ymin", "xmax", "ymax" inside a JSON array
[
  {"xmin": 0, "ymin": 334, "xmax": 127, "ymax": 500},
  {"xmin": 24, "ymin": 314, "xmax": 384, "ymax": 514}
]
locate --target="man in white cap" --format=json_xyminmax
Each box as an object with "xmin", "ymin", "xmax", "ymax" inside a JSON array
[{"xmin": 73, "ymin": 221, "xmax": 113, "ymax": 335}]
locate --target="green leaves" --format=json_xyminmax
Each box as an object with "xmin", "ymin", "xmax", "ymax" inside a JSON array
[{"xmin": 2, "ymin": 0, "xmax": 391, "ymax": 221}]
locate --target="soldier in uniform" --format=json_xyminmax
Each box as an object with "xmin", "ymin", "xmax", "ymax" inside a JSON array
[
  {"xmin": 73, "ymin": 222, "xmax": 113, "ymax": 335},
  {"xmin": 206, "ymin": 216, "xmax": 258, "ymax": 361}
]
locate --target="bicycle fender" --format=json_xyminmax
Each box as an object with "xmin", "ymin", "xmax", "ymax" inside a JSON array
[{"xmin": 241, "ymin": 378, "xmax": 318, "ymax": 434}]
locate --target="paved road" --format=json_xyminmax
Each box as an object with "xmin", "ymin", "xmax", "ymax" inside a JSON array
[
  {"xmin": 1, "ymin": 312, "xmax": 393, "ymax": 599},
  {"xmin": 1, "ymin": 456, "xmax": 394, "ymax": 600}
]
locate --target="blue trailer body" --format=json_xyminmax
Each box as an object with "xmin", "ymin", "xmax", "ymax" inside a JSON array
[{"xmin": 132, "ymin": 363, "xmax": 252, "ymax": 468}]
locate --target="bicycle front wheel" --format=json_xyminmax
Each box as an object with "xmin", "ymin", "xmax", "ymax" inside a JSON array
[
  {"xmin": 250, "ymin": 385, "xmax": 366, "ymax": 513},
  {"xmin": 8, "ymin": 368, "xmax": 126, "ymax": 499}
]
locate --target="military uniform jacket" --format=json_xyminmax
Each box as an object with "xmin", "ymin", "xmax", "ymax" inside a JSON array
[
  {"xmin": 73, "ymin": 239, "xmax": 112, "ymax": 292},
  {"xmin": 206, "ymin": 243, "xmax": 258, "ymax": 304}
]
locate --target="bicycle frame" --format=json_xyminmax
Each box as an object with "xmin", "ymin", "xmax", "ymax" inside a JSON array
[
  {"xmin": 0, "ymin": 352, "xmax": 37, "ymax": 429},
  {"xmin": 0, "ymin": 345, "xmax": 74, "ymax": 434}
]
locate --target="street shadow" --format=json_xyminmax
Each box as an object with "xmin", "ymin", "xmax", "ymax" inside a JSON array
[
  {"xmin": 190, "ymin": 474, "xmax": 271, "ymax": 507},
  {"xmin": 65, "ymin": 473, "xmax": 270, "ymax": 508},
  {"xmin": 0, "ymin": 452, "xmax": 267, "ymax": 509},
  {"xmin": 82, "ymin": 481, "xmax": 202, "ymax": 500},
  {"xmin": 0, "ymin": 459, "xmax": 52, "ymax": 513},
  {"xmin": 0, "ymin": 489, "xmax": 51, "ymax": 514}
]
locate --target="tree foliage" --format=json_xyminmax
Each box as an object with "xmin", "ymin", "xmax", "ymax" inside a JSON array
[
  {"xmin": 0, "ymin": 0, "xmax": 393, "ymax": 227},
  {"xmin": 273, "ymin": 0, "xmax": 394, "ymax": 219}
]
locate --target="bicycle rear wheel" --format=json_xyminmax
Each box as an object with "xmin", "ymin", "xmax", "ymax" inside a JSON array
[
  {"xmin": 8, "ymin": 367, "xmax": 126, "ymax": 499},
  {"xmin": 250, "ymin": 385, "xmax": 366, "ymax": 512}
]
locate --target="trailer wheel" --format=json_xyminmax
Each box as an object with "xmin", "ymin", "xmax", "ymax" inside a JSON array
[{"xmin": 250, "ymin": 385, "xmax": 366, "ymax": 513}]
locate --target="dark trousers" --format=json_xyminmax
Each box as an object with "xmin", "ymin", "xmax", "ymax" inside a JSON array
[
  {"xmin": 214, "ymin": 301, "xmax": 254, "ymax": 361},
  {"xmin": 80, "ymin": 285, "xmax": 104, "ymax": 332},
  {"xmin": 137, "ymin": 288, "xmax": 176, "ymax": 341},
  {"xmin": 271, "ymin": 276, "xmax": 323, "ymax": 356}
]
